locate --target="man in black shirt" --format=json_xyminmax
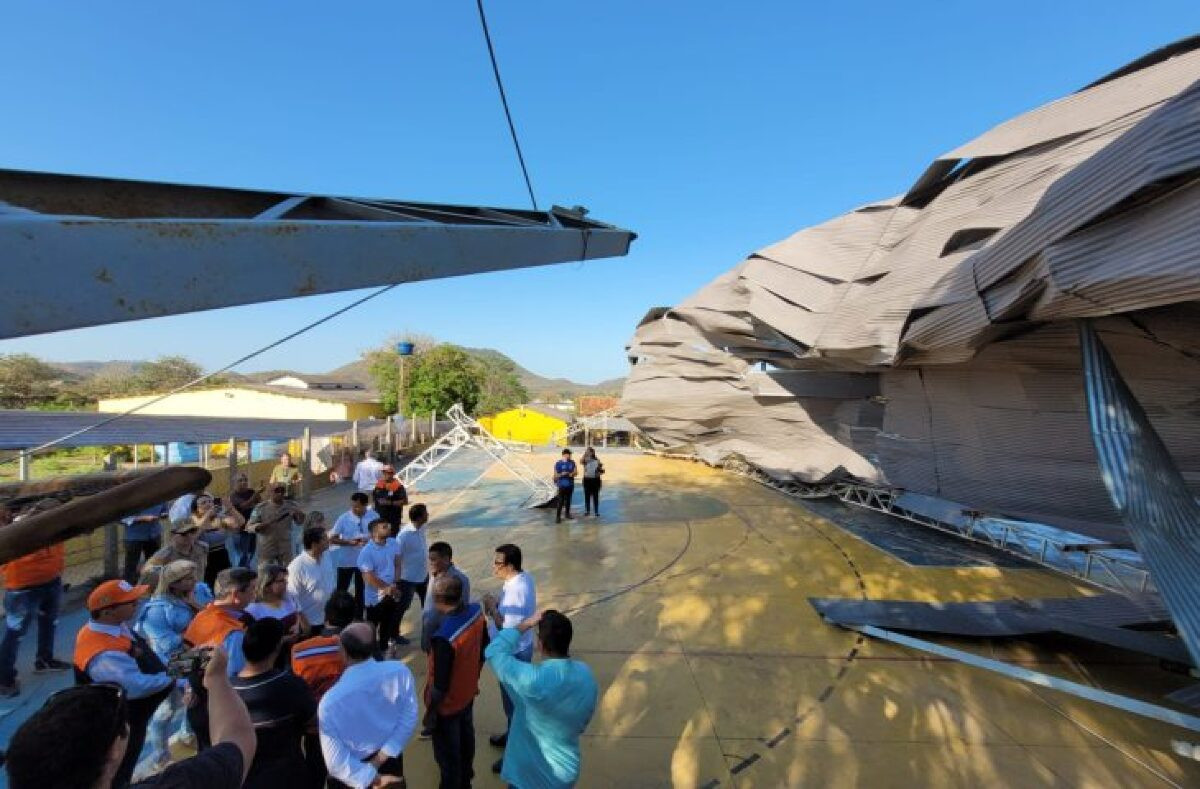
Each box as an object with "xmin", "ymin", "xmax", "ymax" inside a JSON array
[
  {"xmin": 4, "ymin": 646, "xmax": 254, "ymax": 789},
  {"xmin": 231, "ymin": 618, "xmax": 317, "ymax": 789}
]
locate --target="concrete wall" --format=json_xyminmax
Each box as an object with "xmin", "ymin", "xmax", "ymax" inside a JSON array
[{"xmin": 98, "ymin": 387, "xmax": 385, "ymax": 421}]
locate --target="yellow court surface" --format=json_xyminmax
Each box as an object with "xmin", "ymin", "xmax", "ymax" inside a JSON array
[{"xmin": 312, "ymin": 451, "xmax": 1200, "ymax": 788}]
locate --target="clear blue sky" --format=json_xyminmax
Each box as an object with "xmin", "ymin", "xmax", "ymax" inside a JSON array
[{"xmin": 2, "ymin": 2, "xmax": 1197, "ymax": 383}]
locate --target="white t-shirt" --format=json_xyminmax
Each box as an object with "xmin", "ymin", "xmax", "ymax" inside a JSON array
[
  {"xmin": 352, "ymin": 459, "xmax": 384, "ymax": 492},
  {"xmin": 329, "ymin": 508, "xmax": 377, "ymax": 569},
  {"xmin": 357, "ymin": 538, "xmax": 401, "ymax": 606},
  {"xmin": 246, "ymin": 597, "xmax": 300, "ymax": 623},
  {"xmin": 492, "ymin": 571, "xmax": 537, "ymax": 654},
  {"xmin": 583, "ymin": 458, "xmax": 601, "ymax": 478},
  {"xmin": 396, "ymin": 525, "xmax": 428, "ymax": 584},
  {"xmin": 287, "ymin": 550, "xmax": 337, "ymax": 624}
]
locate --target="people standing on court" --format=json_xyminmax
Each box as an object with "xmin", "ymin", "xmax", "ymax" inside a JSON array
[
  {"xmin": 421, "ymin": 541, "xmax": 472, "ymax": 652},
  {"xmin": 247, "ymin": 483, "xmax": 305, "ymax": 567},
  {"xmin": 121, "ymin": 502, "xmax": 167, "ymax": 583},
  {"xmin": 228, "ymin": 473, "xmax": 265, "ymax": 568},
  {"xmin": 292, "ymin": 591, "xmax": 356, "ymax": 786},
  {"xmin": 232, "ymin": 618, "xmax": 317, "ymax": 789},
  {"xmin": 553, "ymin": 449, "xmax": 577, "ymax": 523},
  {"xmin": 74, "ymin": 579, "xmax": 173, "ymax": 788},
  {"xmin": 424, "ymin": 575, "xmax": 488, "ymax": 789},
  {"xmin": 481, "ymin": 543, "xmax": 537, "ymax": 774},
  {"xmin": 189, "ymin": 493, "xmax": 245, "ymax": 586},
  {"xmin": 289, "ymin": 525, "xmax": 337, "ymax": 638},
  {"xmin": 352, "ymin": 449, "xmax": 384, "ymax": 493},
  {"xmin": 372, "ymin": 464, "xmax": 409, "ymax": 536},
  {"xmin": 319, "ymin": 622, "xmax": 418, "ymax": 788},
  {"xmin": 580, "ymin": 447, "xmax": 605, "ymax": 518},
  {"xmin": 330, "ymin": 491, "xmax": 375, "ymax": 618},
  {"xmin": 358, "ymin": 518, "xmax": 403, "ymax": 651},
  {"xmin": 485, "ymin": 610, "xmax": 598, "ymax": 789},
  {"xmin": 394, "ymin": 503, "xmax": 430, "ymax": 646},
  {"xmin": 269, "ymin": 452, "xmax": 302, "ymax": 499},
  {"xmin": 0, "ymin": 502, "xmax": 70, "ymax": 698}
]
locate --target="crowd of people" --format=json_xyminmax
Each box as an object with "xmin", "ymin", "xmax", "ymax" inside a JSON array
[{"xmin": 0, "ymin": 449, "xmax": 601, "ymax": 789}]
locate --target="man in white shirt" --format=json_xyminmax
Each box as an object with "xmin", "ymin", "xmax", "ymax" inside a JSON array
[
  {"xmin": 319, "ymin": 622, "xmax": 417, "ymax": 789},
  {"xmin": 481, "ymin": 542, "xmax": 536, "ymax": 772},
  {"xmin": 393, "ymin": 504, "xmax": 430, "ymax": 647},
  {"xmin": 288, "ymin": 525, "xmax": 337, "ymax": 635},
  {"xmin": 329, "ymin": 492, "xmax": 376, "ymax": 619},
  {"xmin": 352, "ymin": 451, "xmax": 385, "ymax": 493},
  {"xmin": 358, "ymin": 519, "xmax": 402, "ymax": 651}
]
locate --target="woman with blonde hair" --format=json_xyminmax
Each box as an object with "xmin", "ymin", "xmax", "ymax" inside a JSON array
[{"xmin": 133, "ymin": 559, "xmax": 200, "ymax": 779}]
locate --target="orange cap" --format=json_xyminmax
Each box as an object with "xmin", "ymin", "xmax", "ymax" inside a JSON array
[{"xmin": 87, "ymin": 579, "xmax": 149, "ymax": 612}]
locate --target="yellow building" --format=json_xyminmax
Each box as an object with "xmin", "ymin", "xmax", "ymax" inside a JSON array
[
  {"xmin": 98, "ymin": 376, "xmax": 385, "ymax": 422},
  {"xmin": 484, "ymin": 404, "xmax": 571, "ymax": 445}
]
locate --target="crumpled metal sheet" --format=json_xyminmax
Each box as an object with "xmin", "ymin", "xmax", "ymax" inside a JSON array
[{"xmin": 623, "ymin": 38, "xmax": 1200, "ymax": 539}]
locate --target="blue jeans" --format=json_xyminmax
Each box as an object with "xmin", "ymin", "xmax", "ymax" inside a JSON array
[
  {"xmin": 225, "ymin": 531, "xmax": 256, "ymax": 568},
  {"xmin": 0, "ymin": 578, "xmax": 62, "ymax": 685},
  {"xmin": 499, "ymin": 645, "xmax": 533, "ymax": 729}
]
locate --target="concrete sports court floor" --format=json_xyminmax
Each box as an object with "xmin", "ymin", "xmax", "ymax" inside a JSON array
[{"xmin": 310, "ymin": 448, "xmax": 1200, "ymax": 788}]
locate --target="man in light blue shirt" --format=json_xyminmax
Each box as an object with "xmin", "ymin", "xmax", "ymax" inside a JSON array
[{"xmin": 485, "ymin": 609, "xmax": 597, "ymax": 789}]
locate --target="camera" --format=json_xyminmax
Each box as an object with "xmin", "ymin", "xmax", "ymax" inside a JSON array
[{"xmin": 167, "ymin": 646, "xmax": 214, "ymax": 678}]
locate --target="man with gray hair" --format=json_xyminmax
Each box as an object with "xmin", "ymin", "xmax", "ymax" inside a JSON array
[
  {"xmin": 184, "ymin": 567, "xmax": 257, "ymax": 748},
  {"xmin": 319, "ymin": 622, "xmax": 418, "ymax": 788}
]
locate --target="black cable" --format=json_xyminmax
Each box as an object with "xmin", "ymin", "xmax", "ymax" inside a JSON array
[
  {"xmin": 476, "ymin": 0, "xmax": 538, "ymax": 210},
  {"xmin": 2, "ymin": 282, "xmax": 401, "ymax": 465}
]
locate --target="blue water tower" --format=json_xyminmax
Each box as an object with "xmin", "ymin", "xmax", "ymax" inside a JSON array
[{"xmin": 395, "ymin": 342, "xmax": 415, "ymax": 418}]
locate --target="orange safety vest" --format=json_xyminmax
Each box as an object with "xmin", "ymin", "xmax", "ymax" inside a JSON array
[
  {"xmin": 183, "ymin": 604, "xmax": 246, "ymax": 648},
  {"xmin": 73, "ymin": 625, "xmax": 133, "ymax": 676},
  {"xmin": 2, "ymin": 542, "xmax": 65, "ymax": 590},
  {"xmin": 291, "ymin": 634, "xmax": 346, "ymax": 702},
  {"xmin": 424, "ymin": 603, "xmax": 486, "ymax": 716}
]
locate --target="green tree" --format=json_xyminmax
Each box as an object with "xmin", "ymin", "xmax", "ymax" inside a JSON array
[
  {"xmin": 405, "ymin": 345, "xmax": 482, "ymax": 416},
  {"xmin": 364, "ymin": 333, "xmax": 442, "ymax": 414},
  {"xmin": 476, "ymin": 355, "xmax": 529, "ymax": 415},
  {"xmin": 0, "ymin": 354, "xmax": 66, "ymax": 408}
]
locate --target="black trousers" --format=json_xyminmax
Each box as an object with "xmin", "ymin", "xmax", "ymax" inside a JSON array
[
  {"xmin": 303, "ymin": 732, "xmax": 327, "ymax": 787},
  {"xmin": 336, "ymin": 567, "xmax": 366, "ymax": 619},
  {"xmin": 122, "ymin": 538, "xmax": 161, "ymax": 584},
  {"xmin": 367, "ymin": 595, "xmax": 399, "ymax": 649},
  {"xmin": 432, "ymin": 702, "xmax": 475, "ymax": 789},
  {"xmin": 555, "ymin": 485, "xmax": 574, "ymax": 520},
  {"xmin": 326, "ymin": 754, "xmax": 403, "ymax": 788},
  {"xmin": 396, "ymin": 577, "xmax": 427, "ymax": 638},
  {"xmin": 583, "ymin": 477, "xmax": 601, "ymax": 514}
]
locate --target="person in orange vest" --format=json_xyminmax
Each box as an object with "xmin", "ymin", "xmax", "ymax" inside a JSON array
[
  {"xmin": 291, "ymin": 589, "xmax": 357, "ymax": 786},
  {"xmin": 371, "ymin": 465, "xmax": 408, "ymax": 536},
  {"xmin": 0, "ymin": 503, "xmax": 71, "ymax": 697},
  {"xmin": 74, "ymin": 579, "xmax": 173, "ymax": 788},
  {"xmin": 424, "ymin": 574, "xmax": 489, "ymax": 789},
  {"xmin": 183, "ymin": 567, "xmax": 256, "ymax": 749}
]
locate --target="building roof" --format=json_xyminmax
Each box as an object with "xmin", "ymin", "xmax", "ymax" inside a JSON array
[
  {"xmin": 265, "ymin": 375, "xmax": 366, "ymax": 391},
  {"xmin": 514, "ymin": 403, "xmax": 572, "ymax": 422},
  {"xmin": 101, "ymin": 383, "xmax": 381, "ymax": 406},
  {"xmin": 0, "ymin": 410, "xmax": 354, "ymax": 449}
]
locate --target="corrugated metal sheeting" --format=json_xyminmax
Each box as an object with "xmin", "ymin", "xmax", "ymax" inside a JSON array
[
  {"xmin": 623, "ymin": 37, "xmax": 1200, "ymax": 541},
  {"xmin": 0, "ymin": 410, "xmax": 354, "ymax": 449}
]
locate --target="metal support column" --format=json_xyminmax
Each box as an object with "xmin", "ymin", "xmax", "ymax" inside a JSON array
[
  {"xmin": 301, "ymin": 428, "xmax": 313, "ymax": 500},
  {"xmin": 228, "ymin": 436, "xmax": 238, "ymax": 492},
  {"xmin": 18, "ymin": 450, "xmax": 30, "ymax": 481}
]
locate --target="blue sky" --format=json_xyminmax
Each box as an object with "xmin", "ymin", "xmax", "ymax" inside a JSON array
[{"xmin": 2, "ymin": 2, "xmax": 1197, "ymax": 383}]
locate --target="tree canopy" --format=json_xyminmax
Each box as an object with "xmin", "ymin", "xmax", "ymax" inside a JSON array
[{"xmin": 365, "ymin": 339, "xmax": 529, "ymax": 417}]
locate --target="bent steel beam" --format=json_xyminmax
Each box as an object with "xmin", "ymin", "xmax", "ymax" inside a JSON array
[{"xmin": 0, "ymin": 169, "xmax": 636, "ymax": 339}]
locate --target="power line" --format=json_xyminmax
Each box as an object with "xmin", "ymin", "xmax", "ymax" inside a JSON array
[
  {"xmin": 476, "ymin": 0, "xmax": 539, "ymax": 211},
  {"xmin": 2, "ymin": 283, "xmax": 401, "ymax": 465}
]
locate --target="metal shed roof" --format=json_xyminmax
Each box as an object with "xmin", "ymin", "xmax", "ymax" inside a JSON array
[{"xmin": 0, "ymin": 410, "xmax": 356, "ymax": 449}]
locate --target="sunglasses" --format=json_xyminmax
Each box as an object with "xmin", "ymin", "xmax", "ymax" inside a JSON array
[{"xmin": 47, "ymin": 682, "xmax": 128, "ymax": 741}]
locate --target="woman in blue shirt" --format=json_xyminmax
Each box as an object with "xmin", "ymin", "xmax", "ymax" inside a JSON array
[{"xmin": 134, "ymin": 559, "xmax": 201, "ymax": 779}]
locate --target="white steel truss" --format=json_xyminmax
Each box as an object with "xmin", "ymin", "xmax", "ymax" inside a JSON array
[{"xmin": 398, "ymin": 404, "xmax": 556, "ymax": 507}]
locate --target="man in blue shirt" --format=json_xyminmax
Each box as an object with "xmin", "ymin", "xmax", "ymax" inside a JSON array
[
  {"xmin": 485, "ymin": 610, "xmax": 597, "ymax": 788},
  {"xmin": 122, "ymin": 503, "xmax": 167, "ymax": 584},
  {"xmin": 553, "ymin": 450, "xmax": 577, "ymax": 523}
]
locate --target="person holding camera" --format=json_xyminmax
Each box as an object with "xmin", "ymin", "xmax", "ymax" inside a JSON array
[
  {"xmin": 6, "ymin": 646, "xmax": 256, "ymax": 789},
  {"xmin": 74, "ymin": 579, "xmax": 173, "ymax": 787}
]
